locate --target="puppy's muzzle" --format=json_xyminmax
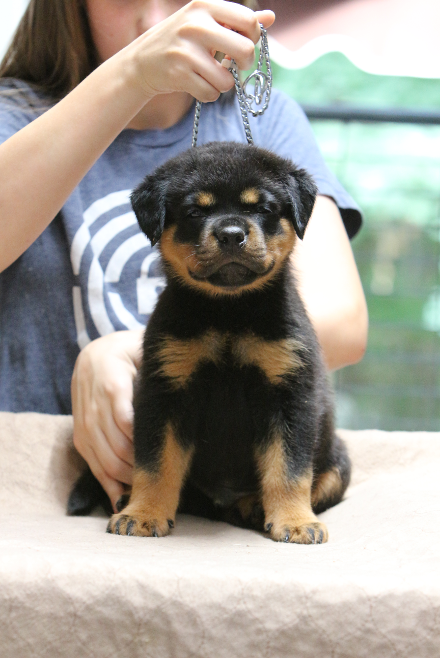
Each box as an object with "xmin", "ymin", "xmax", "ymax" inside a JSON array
[
  {"xmin": 189, "ymin": 217, "xmax": 272, "ymax": 289},
  {"xmin": 214, "ymin": 225, "xmax": 247, "ymax": 254}
]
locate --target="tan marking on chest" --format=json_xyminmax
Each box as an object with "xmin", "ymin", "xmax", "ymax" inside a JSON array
[
  {"xmin": 240, "ymin": 188, "xmax": 260, "ymax": 204},
  {"xmin": 197, "ymin": 191, "xmax": 216, "ymax": 207},
  {"xmin": 157, "ymin": 330, "xmax": 227, "ymax": 387},
  {"xmin": 232, "ymin": 334, "xmax": 304, "ymax": 383}
]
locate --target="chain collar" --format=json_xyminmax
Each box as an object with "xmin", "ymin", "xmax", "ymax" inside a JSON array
[{"xmin": 192, "ymin": 25, "xmax": 272, "ymax": 148}]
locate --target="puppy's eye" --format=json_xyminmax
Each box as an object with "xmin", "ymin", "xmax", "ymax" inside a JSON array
[
  {"xmin": 241, "ymin": 205, "xmax": 272, "ymax": 215},
  {"xmin": 186, "ymin": 208, "xmax": 205, "ymax": 219}
]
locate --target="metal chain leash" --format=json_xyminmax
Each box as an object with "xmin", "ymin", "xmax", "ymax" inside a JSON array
[{"xmin": 192, "ymin": 25, "xmax": 272, "ymax": 148}]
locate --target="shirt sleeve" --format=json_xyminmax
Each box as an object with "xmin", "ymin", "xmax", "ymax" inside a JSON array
[
  {"xmin": 0, "ymin": 80, "xmax": 48, "ymax": 146},
  {"xmin": 254, "ymin": 90, "xmax": 362, "ymax": 239}
]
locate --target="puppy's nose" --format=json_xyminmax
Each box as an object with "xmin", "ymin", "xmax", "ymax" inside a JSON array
[{"xmin": 214, "ymin": 226, "xmax": 247, "ymax": 251}]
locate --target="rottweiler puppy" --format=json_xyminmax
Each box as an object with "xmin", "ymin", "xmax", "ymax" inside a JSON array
[
  {"xmin": 75, "ymin": 141, "xmax": 351, "ymax": 544},
  {"xmin": 105, "ymin": 141, "xmax": 351, "ymax": 543}
]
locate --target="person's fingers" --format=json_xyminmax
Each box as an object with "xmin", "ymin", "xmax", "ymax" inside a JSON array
[
  {"xmin": 255, "ymin": 10, "xmax": 276, "ymax": 31},
  {"xmin": 112, "ymin": 394, "xmax": 135, "ymax": 443},
  {"xmin": 71, "ymin": 357, "xmax": 85, "ymax": 419},
  {"xmin": 73, "ymin": 385, "xmax": 133, "ymax": 483},
  {"xmin": 202, "ymin": 1, "xmax": 272, "ymax": 43},
  {"xmin": 178, "ymin": 9, "xmax": 259, "ymax": 70},
  {"xmin": 163, "ymin": 26, "xmax": 256, "ymax": 100},
  {"xmin": 190, "ymin": 57, "xmax": 236, "ymax": 99},
  {"xmin": 190, "ymin": 8, "xmax": 275, "ymax": 81},
  {"xmin": 89, "ymin": 424, "xmax": 133, "ymax": 485},
  {"xmin": 102, "ymin": 371, "xmax": 135, "ymax": 445},
  {"xmin": 101, "ymin": 416, "xmax": 134, "ymax": 466},
  {"xmin": 198, "ymin": 25, "xmax": 257, "ymax": 71},
  {"xmin": 72, "ymin": 423, "xmax": 129, "ymax": 510},
  {"xmin": 85, "ymin": 447, "xmax": 126, "ymax": 513}
]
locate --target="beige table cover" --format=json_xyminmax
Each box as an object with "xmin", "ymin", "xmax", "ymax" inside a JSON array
[{"xmin": 0, "ymin": 411, "xmax": 439, "ymax": 657}]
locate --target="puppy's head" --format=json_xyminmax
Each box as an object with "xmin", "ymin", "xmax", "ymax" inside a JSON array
[{"xmin": 131, "ymin": 142, "xmax": 317, "ymax": 296}]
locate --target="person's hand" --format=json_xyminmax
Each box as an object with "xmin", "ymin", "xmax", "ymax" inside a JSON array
[
  {"xmin": 71, "ymin": 330, "xmax": 144, "ymax": 512},
  {"xmin": 120, "ymin": 1, "xmax": 276, "ymax": 103}
]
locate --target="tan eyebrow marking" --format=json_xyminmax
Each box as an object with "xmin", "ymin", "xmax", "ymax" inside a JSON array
[
  {"xmin": 240, "ymin": 188, "xmax": 260, "ymax": 204},
  {"xmin": 196, "ymin": 192, "xmax": 216, "ymax": 207}
]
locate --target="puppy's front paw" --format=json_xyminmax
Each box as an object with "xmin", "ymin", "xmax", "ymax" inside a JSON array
[
  {"xmin": 106, "ymin": 513, "xmax": 174, "ymax": 537},
  {"xmin": 266, "ymin": 520, "xmax": 328, "ymax": 544}
]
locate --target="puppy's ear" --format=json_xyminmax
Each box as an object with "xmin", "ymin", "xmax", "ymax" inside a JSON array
[
  {"xmin": 131, "ymin": 175, "xmax": 169, "ymax": 247},
  {"xmin": 284, "ymin": 167, "xmax": 318, "ymax": 240}
]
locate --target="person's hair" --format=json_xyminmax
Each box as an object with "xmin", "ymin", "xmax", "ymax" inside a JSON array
[
  {"xmin": 0, "ymin": 0, "xmax": 97, "ymax": 100},
  {"xmin": 0, "ymin": 0, "xmax": 258, "ymax": 100}
]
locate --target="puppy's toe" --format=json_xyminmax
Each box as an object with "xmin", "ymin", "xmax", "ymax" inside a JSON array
[
  {"xmin": 267, "ymin": 520, "xmax": 328, "ymax": 544},
  {"xmin": 106, "ymin": 513, "xmax": 173, "ymax": 537}
]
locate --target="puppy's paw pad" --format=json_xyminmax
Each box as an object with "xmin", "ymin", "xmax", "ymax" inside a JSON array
[
  {"xmin": 269, "ymin": 521, "xmax": 328, "ymax": 544},
  {"xmin": 106, "ymin": 513, "xmax": 172, "ymax": 537}
]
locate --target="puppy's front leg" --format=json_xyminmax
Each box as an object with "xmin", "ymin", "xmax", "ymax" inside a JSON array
[
  {"xmin": 107, "ymin": 423, "xmax": 193, "ymax": 537},
  {"xmin": 256, "ymin": 435, "xmax": 328, "ymax": 544}
]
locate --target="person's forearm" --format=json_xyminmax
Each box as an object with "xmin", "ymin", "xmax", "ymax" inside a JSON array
[
  {"xmin": 307, "ymin": 296, "xmax": 368, "ymax": 371},
  {"xmin": 292, "ymin": 195, "xmax": 368, "ymax": 371},
  {"xmin": 0, "ymin": 55, "xmax": 148, "ymax": 273}
]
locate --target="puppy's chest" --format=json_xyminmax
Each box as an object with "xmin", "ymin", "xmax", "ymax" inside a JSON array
[{"xmin": 154, "ymin": 330, "xmax": 304, "ymax": 388}]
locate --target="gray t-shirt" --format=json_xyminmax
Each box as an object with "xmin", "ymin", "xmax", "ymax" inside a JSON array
[{"xmin": 0, "ymin": 81, "xmax": 361, "ymax": 414}]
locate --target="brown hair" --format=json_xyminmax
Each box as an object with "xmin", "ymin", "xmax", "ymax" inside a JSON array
[
  {"xmin": 0, "ymin": 0, "xmax": 258, "ymax": 100},
  {"xmin": 1, "ymin": 0, "xmax": 97, "ymax": 100}
]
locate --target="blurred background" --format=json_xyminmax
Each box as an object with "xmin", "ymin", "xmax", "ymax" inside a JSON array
[
  {"xmin": 2, "ymin": 0, "xmax": 440, "ymax": 431},
  {"xmin": 0, "ymin": 2, "xmax": 28, "ymax": 61},
  {"xmin": 264, "ymin": 0, "xmax": 440, "ymax": 431}
]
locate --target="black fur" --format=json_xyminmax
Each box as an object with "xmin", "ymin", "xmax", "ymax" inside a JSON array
[{"xmin": 67, "ymin": 466, "xmax": 113, "ymax": 517}]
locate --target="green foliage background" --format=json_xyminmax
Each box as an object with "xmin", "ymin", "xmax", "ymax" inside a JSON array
[{"xmin": 271, "ymin": 53, "xmax": 440, "ymax": 430}]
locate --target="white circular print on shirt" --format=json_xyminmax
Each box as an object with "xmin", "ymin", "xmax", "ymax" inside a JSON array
[{"xmin": 70, "ymin": 190, "xmax": 165, "ymax": 349}]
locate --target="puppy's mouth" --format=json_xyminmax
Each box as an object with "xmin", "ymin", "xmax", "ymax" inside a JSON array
[{"xmin": 190, "ymin": 260, "xmax": 274, "ymax": 288}]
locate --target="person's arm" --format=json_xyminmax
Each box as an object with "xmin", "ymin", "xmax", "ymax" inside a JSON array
[
  {"xmin": 291, "ymin": 195, "xmax": 368, "ymax": 371},
  {"xmin": 0, "ymin": 1, "xmax": 275, "ymax": 272}
]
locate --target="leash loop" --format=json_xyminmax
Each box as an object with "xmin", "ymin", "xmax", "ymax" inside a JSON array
[{"xmin": 192, "ymin": 25, "xmax": 272, "ymax": 148}]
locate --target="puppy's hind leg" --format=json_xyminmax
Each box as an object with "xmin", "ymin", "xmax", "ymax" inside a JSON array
[
  {"xmin": 220, "ymin": 494, "xmax": 265, "ymax": 532},
  {"xmin": 67, "ymin": 466, "xmax": 113, "ymax": 517},
  {"xmin": 312, "ymin": 433, "xmax": 351, "ymax": 515},
  {"xmin": 107, "ymin": 423, "xmax": 193, "ymax": 537}
]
